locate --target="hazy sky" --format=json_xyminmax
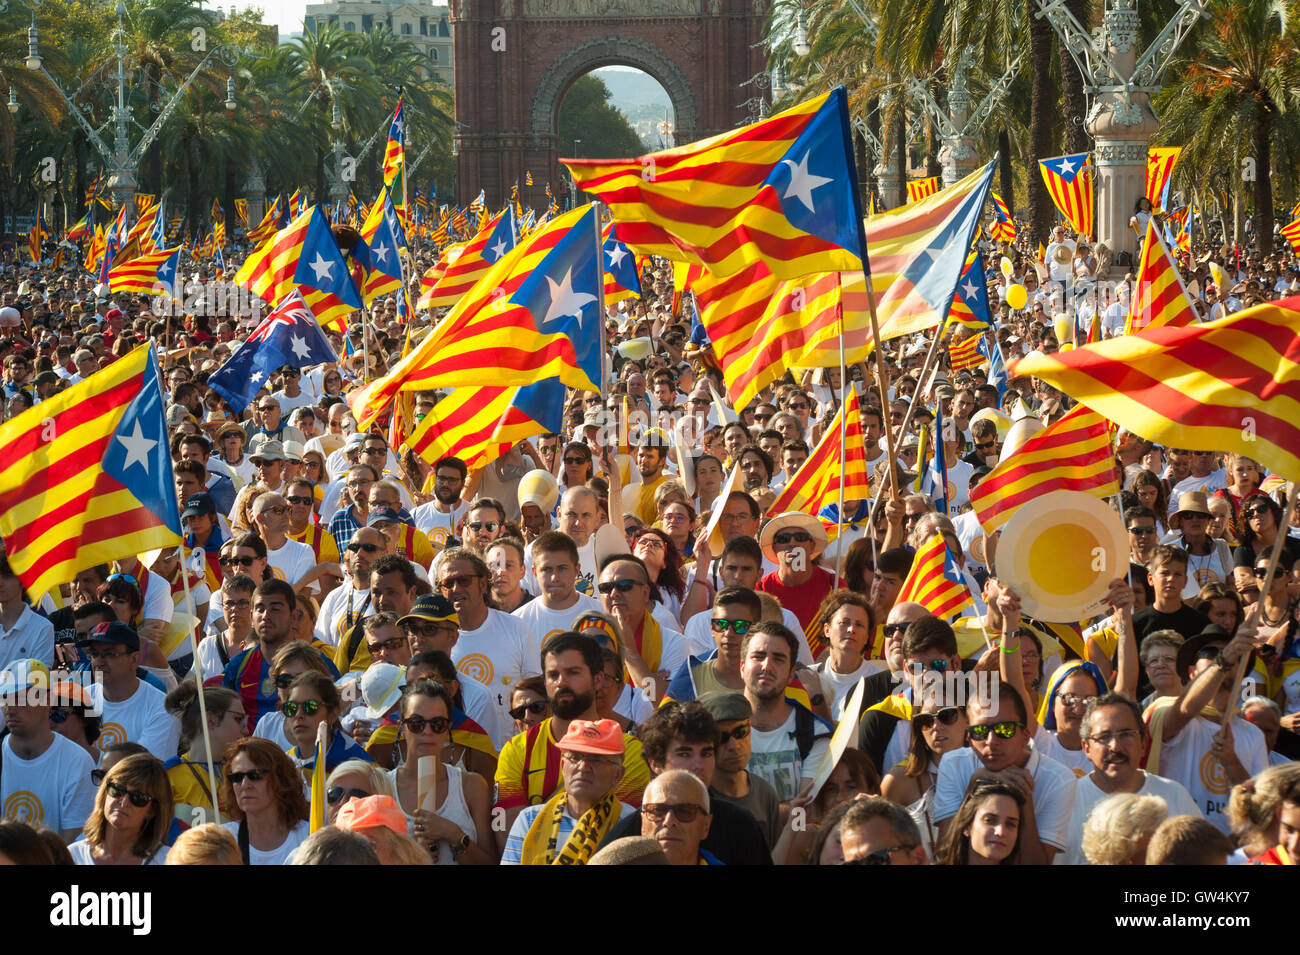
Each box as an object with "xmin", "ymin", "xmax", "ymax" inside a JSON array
[{"xmin": 228, "ymin": 0, "xmax": 310, "ymax": 33}]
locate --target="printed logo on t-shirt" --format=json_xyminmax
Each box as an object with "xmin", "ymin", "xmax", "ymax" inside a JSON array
[
  {"xmin": 576, "ymin": 575, "xmax": 594, "ymax": 596},
  {"xmin": 457, "ymin": 653, "xmax": 495, "ymax": 687},
  {"xmin": 97, "ymin": 722, "xmax": 128, "ymax": 752},
  {"xmin": 428, "ymin": 526, "xmax": 453, "ymax": 548},
  {"xmin": 969, "ymin": 535, "xmax": 987, "ymax": 565},
  {"xmin": 1198, "ymin": 750, "xmax": 1228, "ymax": 795},
  {"xmin": 3, "ymin": 791, "xmax": 43, "ymax": 826}
]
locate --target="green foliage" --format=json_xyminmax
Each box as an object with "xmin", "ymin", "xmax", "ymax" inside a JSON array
[{"xmin": 557, "ymin": 75, "xmax": 646, "ymax": 159}]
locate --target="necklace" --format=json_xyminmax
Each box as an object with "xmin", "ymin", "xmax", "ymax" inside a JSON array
[{"xmin": 1260, "ymin": 600, "xmax": 1290, "ymax": 628}]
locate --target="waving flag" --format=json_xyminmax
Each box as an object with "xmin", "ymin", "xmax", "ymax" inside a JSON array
[
  {"xmin": 97, "ymin": 205, "xmax": 129, "ymax": 285},
  {"xmin": 108, "ymin": 247, "xmax": 182, "ymax": 297},
  {"xmin": 421, "ymin": 211, "xmax": 517, "ymax": 310},
  {"xmin": 897, "ymin": 534, "xmax": 973, "ymax": 619},
  {"xmin": 1145, "ymin": 147, "xmax": 1181, "ymax": 212},
  {"xmin": 946, "ymin": 251, "xmax": 993, "ymax": 330},
  {"xmin": 948, "ymin": 332, "xmax": 984, "ymax": 371},
  {"xmin": 247, "ymin": 199, "xmax": 282, "ymax": 246},
  {"xmin": 1164, "ymin": 205, "xmax": 1191, "ymax": 253},
  {"xmin": 1038, "ymin": 153, "xmax": 1094, "ymax": 237},
  {"xmin": 860, "ymin": 159, "xmax": 998, "ymax": 346},
  {"xmin": 383, "ymin": 98, "xmax": 405, "ymax": 184},
  {"xmin": 602, "ymin": 224, "xmax": 642, "ymax": 305},
  {"xmin": 407, "ymin": 378, "xmax": 565, "ymax": 470},
  {"xmin": 921, "ymin": 401, "xmax": 950, "ymax": 513},
  {"xmin": 1282, "ymin": 218, "xmax": 1300, "ymax": 255},
  {"xmin": 1126, "ymin": 218, "xmax": 1197, "ymax": 335},
  {"xmin": 208, "ymin": 290, "xmax": 340, "ymax": 413},
  {"xmin": 358, "ymin": 186, "xmax": 408, "ymax": 303},
  {"xmin": 26, "ymin": 204, "xmax": 42, "ymax": 263},
  {"xmin": 981, "ymin": 332, "xmax": 1008, "ymax": 404},
  {"xmin": 990, "ymin": 192, "xmax": 1017, "ymax": 243},
  {"xmin": 565, "ymin": 86, "xmax": 866, "ymax": 280},
  {"xmin": 907, "ymin": 177, "xmax": 940, "ymax": 204},
  {"xmin": 0, "ymin": 345, "xmax": 182, "ymax": 599},
  {"xmin": 765, "ymin": 387, "xmax": 871, "ymax": 517},
  {"xmin": 1012, "ymin": 298, "xmax": 1300, "ymax": 484},
  {"xmin": 968, "ymin": 405, "xmax": 1118, "ymax": 534}
]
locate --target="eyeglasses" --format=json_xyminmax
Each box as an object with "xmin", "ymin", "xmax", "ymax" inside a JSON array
[
  {"xmin": 597, "ymin": 578, "xmax": 642, "ymax": 595},
  {"xmin": 1086, "ymin": 729, "xmax": 1141, "ymax": 746},
  {"xmin": 641, "ymin": 802, "xmax": 709, "ymax": 823},
  {"xmin": 286, "ymin": 495, "xmax": 314, "ymax": 506},
  {"xmin": 88, "ymin": 647, "xmax": 132, "ymax": 661},
  {"xmin": 227, "ymin": 769, "xmax": 268, "ymax": 785},
  {"xmin": 282, "ymin": 699, "xmax": 322, "ymax": 717},
  {"xmin": 560, "ymin": 751, "xmax": 620, "ymax": 767},
  {"xmin": 842, "ymin": 845, "xmax": 917, "ymax": 865},
  {"xmin": 905, "ymin": 659, "xmax": 949, "ymax": 676},
  {"xmin": 367, "ymin": 636, "xmax": 408, "ymax": 653},
  {"xmin": 914, "ymin": 706, "xmax": 962, "ymax": 729},
  {"xmin": 661, "ymin": 512, "xmax": 689, "ymax": 524},
  {"xmin": 467, "ymin": 521, "xmax": 499, "ymax": 533},
  {"xmin": 105, "ymin": 781, "xmax": 155, "ymax": 807},
  {"xmin": 259, "ymin": 505, "xmax": 289, "ymax": 516},
  {"xmin": 1243, "ymin": 507, "xmax": 1270, "ymax": 520},
  {"xmin": 439, "ymin": 574, "xmax": 482, "ymax": 592},
  {"xmin": 220, "ymin": 555, "xmax": 256, "ymax": 567},
  {"xmin": 717, "ymin": 723, "xmax": 751, "ymax": 744},
  {"xmin": 1252, "ymin": 566, "xmax": 1277, "ymax": 578},
  {"xmin": 903, "ymin": 512, "xmax": 924, "ymax": 524},
  {"xmin": 90, "ymin": 769, "xmax": 107, "ymax": 786},
  {"xmin": 1058, "ymin": 692, "xmax": 1097, "ymax": 710},
  {"xmin": 346, "ymin": 542, "xmax": 382, "ymax": 553},
  {"xmin": 402, "ymin": 715, "xmax": 451, "ymax": 734},
  {"xmin": 710, "ymin": 618, "xmax": 753, "ymax": 635},
  {"xmin": 634, "ymin": 536, "xmax": 665, "ymax": 550},
  {"xmin": 754, "ymin": 414, "xmax": 773, "ymax": 423},
  {"xmin": 508, "ymin": 700, "xmax": 549, "ymax": 721},
  {"xmin": 273, "ymin": 673, "xmax": 299, "ymax": 689},
  {"xmin": 773, "ymin": 531, "xmax": 812, "ymax": 546},
  {"xmin": 974, "ymin": 439, "xmax": 997, "ymax": 451},
  {"xmin": 966, "ymin": 720, "xmax": 1025, "ymax": 741},
  {"xmin": 327, "ymin": 786, "xmax": 371, "ymax": 805},
  {"xmin": 1127, "ymin": 525, "xmax": 1157, "ymax": 535},
  {"xmin": 362, "ymin": 446, "xmax": 387, "ymax": 456}
]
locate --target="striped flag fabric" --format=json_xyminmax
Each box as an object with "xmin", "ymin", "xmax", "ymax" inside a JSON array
[
  {"xmin": 26, "ymin": 204, "xmax": 42, "ymax": 263},
  {"xmin": 765, "ymin": 387, "xmax": 871, "ymax": 517},
  {"xmin": 968, "ymin": 405, "xmax": 1119, "ymax": 534},
  {"xmin": 946, "ymin": 251, "xmax": 993, "ymax": 330},
  {"xmin": 907, "ymin": 176, "xmax": 940, "ymax": 203},
  {"xmin": 0, "ymin": 344, "xmax": 183, "ymax": 599},
  {"xmin": 1038, "ymin": 153, "xmax": 1094, "ymax": 238},
  {"xmin": 1282, "ymin": 219, "xmax": 1300, "ymax": 255},
  {"xmin": 382, "ymin": 98, "xmax": 405, "ymax": 185},
  {"xmin": 1125, "ymin": 218, "xmax": 1197, "ymax": 335},
  {"xmin": 921, "ymin": 400, "xmax": 950, "ymax": 513},
  {"xmin": 897, "ymin": 534, "xmax": 973, "ymax": 619},
  {"xmin": 948, "ymin": 332, "xmax": 984, "ymax": 371},
  {"xmin": 564, "ymin": 86, "xmax": 866, "ymax": 280},
  {"xmin": 860, "ymin": 159, "xmax": 998, "ymax": 347},
  {"xmin": 1145, "ymin": 147, "xmax": 1181, "ymax": 212},
  {"xmin": 421, "ymin": 211, "xmax": 517, "ymax": 311},
  {"xmin": 989, "ymin": 192, "xmax": 1016, "ymax": 243},
  {"xmin": 358, "ymin": 185, "xmax": 407, "ymax": 303},
  {"xmin": 602, "ymin": 223, "xmax": 642, "ymax": 305},
  {"xmin": 1012, "ymin": 298, "xmax": 1300, "ymax": 484},
  {"xmin": 247, "ymin": 199, "xmax": 282, "ymax": 246},
  {"xmin": 108, "ymin": 247, "xmax": 182, "ymax": 297},
  {"xmin": 406, "ymin": 378, "xmax": 565, "ymax": 470},
  {"xmin": 1164, "ymin": 205, "xmax": 1191, "ymax": 253},
  {"xmin": 417, "ymin": 243, "xmax": 462, "ymax": 309}
]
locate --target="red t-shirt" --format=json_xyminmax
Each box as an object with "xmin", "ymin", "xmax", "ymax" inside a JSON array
[{"xmin": 758, "ymin": 566, "xmax": 836, "ymax": 635}]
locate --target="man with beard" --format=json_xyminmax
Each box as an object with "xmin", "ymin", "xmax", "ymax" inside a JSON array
[
  {"xmin": 1058, "ymin": 693, "xmax": 1199, "ymax": 865},
  {"xmin": 493, "ymin": 632, "xmax": 651, "ymax": 850},
  {"xmin": 412, "ymin": 455, "xmax": 470, "ymax": 551}
]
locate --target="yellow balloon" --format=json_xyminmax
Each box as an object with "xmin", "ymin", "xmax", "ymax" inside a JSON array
[
  {"xmin": 1000, "ymin": 256, "xmax": 1014, "ymax": 278},
  {"xmin": 1006, "ymin": 284, "xmax": 1028, "ymax": 310}
]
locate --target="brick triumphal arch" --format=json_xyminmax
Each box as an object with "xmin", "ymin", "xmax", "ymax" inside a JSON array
[{"xmin": 449, "ymin": 0, "xmax": 769, "ymax": 208}]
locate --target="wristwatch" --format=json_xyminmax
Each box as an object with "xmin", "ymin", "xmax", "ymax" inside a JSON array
[
  {"xmin": 451, "ymin": 833, "xmax": 472, "ymax": 857},
  {"xmin": 1213, "ymin": 652, "xmax": 1234, "ymax": 672},
  {"xmin": 809, "ymin": 694, "xmax": 826, "ymax": 707}
]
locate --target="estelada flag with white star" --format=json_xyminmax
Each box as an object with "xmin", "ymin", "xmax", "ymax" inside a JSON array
[
  {"xmin": 350, "ymin": 205, "xmax": 604, "ymax": 428},
  {"xmin": 859, "ymin": 158, "xmax": 997, "ymax": 347},
  {"xmin": 0, "ymin": 344, "xmax": 183, "ymax": 599},
  {"xmin": 207, "ymin": 290, "xmax": 339, "ymax": 413},
  {"xmin": 357, "ymin": 185, "xmax": 408, "ymax": 303},
  {"xmin": 108, "ymin": 247, "xmax": 182, "ymax": 298},
  {"xmin": 1038, "ymin": 152, "xmax": 1094, "ymax": 238},
  {"xmin": 601, "ymin": 222, "xmax": 641, "ymax": 305},
  {"xmin": 945, "ymin": 249, "xmax": 993, "ymax": 331},
  {"xmin": 564, "ymin": 86, "xmax": 867, "ymax": 281},
  {"xmin": 234, "ymin": 204, "xmax": 363, "ymax": 330}
]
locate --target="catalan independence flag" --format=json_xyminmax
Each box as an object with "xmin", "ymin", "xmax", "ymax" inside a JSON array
[
  {"xmin": 358, "ymin": 186, "xmax": 407, "ymax": 303},
  {"xmin": 1282, "ymin": 218, "xmax": 1300, "ymax": 255},
  {"xmin": 421, "ymin": 211, "xmax": 517, "ymax": 310},
  {"xmin": 564, "ymin": 86, "xmax": 866, "ymax": 280},
  {"xmin": 383, "ymin": 98, "xmax": 405, "ymax": 184},
  {"xmin": 601, "ymin": 223, "xmax": 642, "ymax": 305},
  {"xmin": 247, "ymin": 199, "xmax": 281, "ymax": 246},
  {"xmin": 968, "ymin": 405, "xmax": 1118, "ymax": 534},
  {"xmin": 407, "ymin": 377, "xmax": 565, "ymax": 470},
  {"xmin": 948, "ymin": 332, "xmax": 984, "ymax": 372},
  {"xmin": 0, "ymin": 345, "xmax": 183, "ymax": 599},
  {"xmin": 897, "ymin": 534, "xmax": 973, "ymax": 619},
  {"xmin": 766, "ymin": 387, "xmax": 871, "ymax": 517},
  {"xmin": 906, "ymin": 176, "xmax": 940, "ymax": 204},
  {"xmin": 1013, "ymin": 299, "xmax": 1300, "ymax": 484},
  {"xmin": 946, "ymin": 251, "xmax": 993, "ymax": 331},
  {"xmin": 1038, "ymin": 153, "xmax": 1094, "ymax": 238},
  {"xmin": 1125, "ymin": 218, "xmax": 1197, "ymax": 335},
  {"xmin": 308, "ymin": 728, "xmax": 327, "ymax": 833},
  {"xmin": 108, "ymin": 247, "xmax": 181, "ymax": 298},
  {"xmin": 1145, "ymin": 147, "xmax": 1181, "ymax": 213},
  {"xmin": 989, "ymin": 192, "xmax": 1016, "ymax": 243},
  {"xmin": 26, "ymin": 204, "xmax": 42, "ymax": 263},
  {"xmin": 860, "ymin": 159, "xmax": 997, "ymax": 347}
]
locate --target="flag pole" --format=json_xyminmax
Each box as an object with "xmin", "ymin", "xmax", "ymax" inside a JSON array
[
  {"xmin": 834, "ymin": 312, "xmax": 847, "ymax": 590},
  {"xmin": 178, "ymin": 548, "xmax": 222, "ymax": 826}
]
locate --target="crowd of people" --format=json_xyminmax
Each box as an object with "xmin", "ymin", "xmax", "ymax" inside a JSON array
[{"xmin": 0, "ymin": 208, "xmax": 1296, "ymax": 868}]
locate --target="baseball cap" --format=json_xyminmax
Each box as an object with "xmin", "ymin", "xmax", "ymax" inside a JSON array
[
  {"xmin": 182, "ymin": 492, "xmax": 217, "ymax": 519},
  {"xmin": 556, "ymin": 718, "xmax": 625, "ymax": 756},
  {"xmin": 250, "ymin": 440, "xmax": 286, "ymax": 464},
  {"xmin": 696, "ymin": 690, "xmax": 752, "ymax": 724},
  {"xmin": 76, "ymin": 620, "xmax": 140, "ymax": 652},
  {"xmin": 335, "ymin": 795, "xmax": 408, "ymax": 835},
  {"xmin": 365, "ymin": 506, "xmax": 403, "ymax": 527},
  {"xmin": 398, "ymin": 593, "xmax": 458, "ymax": 629},
  {"xmin": 358, "ymin": 663, "xmax": 406, "ymax": 721}
]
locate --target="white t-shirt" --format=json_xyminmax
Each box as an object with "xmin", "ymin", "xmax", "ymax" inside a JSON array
[
  {"xmin": 933, "ymin": 744, "xmax": 1077, "ymax": 852},
  {"xmin": 450, "ymin": 609, "xmax": 543, "ymax": 727},
  {"xmin": 941, "ymin": 459, "xmax": 973, "ymax": 516},
  {"xmin": 952, "ymin": 509, "xmax": 989, "ymax": 581},
  {"xmin": 1171, "ymin": 470, "xmax": 1228, "ymax": 509},
  {"xmin": 458, "ymin": 672, "xmax": 514, "ymax": 753},
  {"xmin": 682, "ymin": 607, "xmax": 811, "ymax": 664},
  {"xmin": 265, "ymin": 537, "xmax": 316, "ymax": 587},
  {"xmin": 253, "ymin": 710, "xmax": 293, "ymax": 748},
  {"xmin": 0, "ymin": 605, "xmax": 55, "ymax": 670},
  {"xmin": 1101, "ymin": 301, "xmax": 1128, "ymax": 338},
  {"xmin": 413, "ymin": 500, "xmax": 469, "ymax": 551},
  {"xmin": 1058, "ymin": 771, "xmax": 1201, "ymax": 865},
  {"xmin": 1, "ymin": 733, "xmax": 96, "ymax": 834},
  {"xmin": 524, "ymin": 537, "xmax": 599, "ymax": 598},
  {"xmin": 1032, "ymin": 724, "xmax": 1095, "ymax": 777},
  {"xmin": 511, "ymin": 592, "xmax": 604, "ymax": 649},
  {"xmin": 811, "ymin": 657, "xmax": 886, "ymax": 720},
  {"xmin": 140, "ymin": 570, "xmax": 175, "ymax": 625},
  {"xmin": 747, "ymin": 705, "xmax": 831, "ymax": 802},
  {"xmin": 225, "ymin": 818, "xmax": 311, "ymax": 865},
  {"xmin": 270, "ymin": 389, "xmax": 316, "ymax": 414},
  {"xmin": 313, "ymin": 582, "xmax": 371, "ymax": 647},
  {"xmin": 1157, "ymin": 714, "xmax": 1269, "ymax": 833},
  {"xmin": 69, "ymin": 839, "xmax": 165, "ymax": 865},
  {"xmin": 92, "ymin": 680, "xmax": 181, "ymax": 762}
]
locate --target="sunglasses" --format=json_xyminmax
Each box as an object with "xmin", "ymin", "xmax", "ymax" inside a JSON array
[
  {"xmin": 467, "ymin": 521, "xmax": 499, "ymax": 533},
  {"xmin": 905, "ymin": 659, "xmax": 949, "ymax": 675},
  {"xmin": 563, "ymin": 456, "xmax": 589, "ymax": 465},
  {"xmin": 1058, "ymin": 692, "xmax": 1098, "ymax": 710},
  {"xmin": 367, "ymin": 636, "xmax": 407, "ymax": 653},
  {"xmin": 773, "ymin": 531, "xmax": 812, "ymax": 546},
  {"xmin": 105, "ymin": 781, "xmax": 155, "ymax": 807},
  {"xmin": 509, "ymin": 700, "xmax": 549, "ymax": 721},
  {"xmin": 913, "ymin": 706, "xmax": 962, "ymax": 729},
  {"xmin": 327, "ymin": 786, "xmax": 371, "ymax": 805},
  {"xmin": 882, "ymin": 622, "xmax": 910, "ymax": 638},
  {"xmin": 402, "ymin": 715, "xmax": 451, "ymax": 734},
  {"xmin": 227, "ymin": 769, "xmax": 268, "ymax": 785},
  {"xmin": 597, "ymin": 578, "xmax": 642, "ymax": 595},
  {"xmin": 347, "ymin": 542, "xmax": 382, "ymax": 553},
  {"xmin": 717, "ymin": 723, "xmax": 751, "ymax": 744},
  {"xmin": 974, "ymin": 439, "xmax": 997, "ymax": 451},
  {"xmin": 282, "ymin": 699, "xmax": 322, "ymax": 717},
  {"xmin": 1253, "ymin": 566, "xmax": 1278, "ymax": 578},
  {"xmin": 220, "ymin": 555, "xmax": 256, "ymax": 567},
  {"xmin": 710, "ymin": 618, "xmax": 753, "ymax": 635},
  {"xmin": 439, "ymin": 574, "xmax": 482, "ymax": 591},
  {"xmin": 842, "ymin": 845, "xmax": 915, "ymax": 865},
  {"xmin": 967, "ymin": 720, "xmax": 1025, "ymax": 741},
  {"xmin": 640, "ymin": 802, "xmax": 709, "ymax": 823},
  {"xmin": 635, "ymin": 536, "xmax": 666, "ymax": 550},
  {"xmin": 259, "ymin": 504, "xmax": 290, "ymax": 516},
  {"xmin": 286, "ymin": 495, "xmax": 314, "ymax": 506},
  {"xmin": 1126, "ymin": 525, "xmax": 1157, "ymax": 535}
]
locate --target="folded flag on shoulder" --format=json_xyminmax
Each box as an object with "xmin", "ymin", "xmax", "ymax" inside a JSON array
[
  {"xmin": 897, "ymin": 534, "xmax": 973, "ymax": 620},
  {"xmin": 565, "ymin": 87, "xmax": 866, "ymax": 280}
]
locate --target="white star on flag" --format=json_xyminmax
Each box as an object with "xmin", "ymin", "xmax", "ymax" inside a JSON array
[
  {"xmin": 606, "ymin": 244, "xmax": 628, "ymax": 269},
  {"xmin": 249, "ymin": 369, "xmax": 265, "ymax": 385},
  {"xmin": 541, "ymin": 268, "xmax": 597, "ymax": 331},
  {"xmin": 1057, "ymin": 157, "xmax": 1076, "ymax": 174},
  {"xmin": 489, "ymin": 238, "xmax": 508, "ymax": 259},
  {"xmin": 158, "ymin": 260, "xmax": 173, "ymax": 279},
  {"xmin": 309, "ymin": 253, "xmax": 335, "ymax": 283},
  {"xmin": 961, "ymin": 279, "xmax": 978, "ymax": 299},
  {"xmin": 372, "ymin": 242, "xmax": 391, "ymax": 265},
  {"xmin": 779, "ymin": 152, "xmax": 833, "ymax": 214},
  {"xmin": 116, "ymin": 420, "xmax": 157, "ymax": 473},
  {"xmin": 290, "ymin": 334, "xmax": 311, "ymax": 360}
]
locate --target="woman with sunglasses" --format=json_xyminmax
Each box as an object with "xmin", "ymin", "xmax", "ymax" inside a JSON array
[
  {"xmin": 509, "ymin": 676, "xmax": 550, "ymax": 734},
  {"xmin": 252, "ymin": 641, "xmax": 336, "ymax": 748},
  {"xmin": 70, "ymin": 753, "xmax": 173, "ymax": 865},
  {"xmin": 1232, "ymin": 496, "xmax": 1300, "ymax": 600},
  {"xmin": 881, "ymin": 697, "xmax": 970, "ymax": 858},
  {"xmin": 219, "ymin": 738, "xmax": 311, "ymax": 865},
  {"xmin": 325, "ymin": 759, "xmax": 397, "ymax": 825},
  {"xmin": 934, "ymin": 779, "xmax": 1025, "ymax": 865},
  {"xmin": 282, "ymin": 672, "xmax": 373, "ymax": 780},
  {"xmin": 301, "ymin": 450, "xmax": 330, "ymax": 497},
  {"xmin": 388, "ymin": 680, "xmax": 495, "ymax": 864},
  {"xmin": 659, "ymin": 500, "xmax": 697, "ymax": 562},
  {"xmin": 631, "ymin": 527, "xmax": 686, "ymax": 624},
  {"xmin": 219, "ymin": 533, "xmax": 272, "ymax": 584},
  {"xmin": 557, "ymin": 441, "xmax": 594, "ymax": 494},
  {"xmin": 163, "ymin": 683, "xmax": 247, "ymax": 829}
]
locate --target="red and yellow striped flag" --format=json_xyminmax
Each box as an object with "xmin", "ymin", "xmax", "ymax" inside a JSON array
[
  {"xmin": 968, "ymin": 405, "xmax": 1119, "ymax": 534},
  {"xmin": 1281, "ymin": 219, "xmax": 1300, "ymax": 255},
  {"xmin": 108, "ymin": 247, "xmax": 181, "ymax": 296},
  {"xmin": 1038, "ymin": 153, "xmax": 1093, "ymax": 238},
  {"xmin": 897, "ymin": 534, "xmax": 973, "ymax": 619},
  {"xmin": 420, "ymin": 212, "xmax": 512, "ymax": 311},
  {"xmin": 1145, "ymin": 147, "xmax": 1181, "ymax": 212},
  {"xmin": 406, "ymin": 379, "xmax": 564, "ymax": 470},
  {"xmin": 416, "ymin": 244, "xmax": 461, "ymax": 310},
  {"xmin": 989, "ymin": 192, "xmax": 1017, "ymax": 243},
  {"xmin": 1126, "ymin": 218, "xmax": 1197, "ymax": 335},
  {"xmin": 907, "ymin": 176, "xmax": 940, "ymax": 203},
  {"xmin": 247, "ymin": 199, "xmax": 281, "ymax": 246},
  {"xmin": 1012, "ymin": 298, "xmax": 1300, "ymax": 483},
  {"xmin": 948, "ymin": 333, "xmax": 984, "ymax": 371},
  {"xmin": 766, "ymin": 387, "xmax": 871, "ymax": 517}
]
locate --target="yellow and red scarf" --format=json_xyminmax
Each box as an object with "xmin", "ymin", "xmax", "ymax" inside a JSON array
[{"xmin": 519, "ymin": 788, "xmax": 621, "ymax": 865}]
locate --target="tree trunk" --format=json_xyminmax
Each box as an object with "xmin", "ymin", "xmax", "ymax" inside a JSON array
[
  {"xmin": 1059, "ymin": 0, "xmax": 1090, "ymax": 154},
  {"xmin": 1254, "ymin": 108, "xmax": 1274, "ymax": 254},
  {"xmin": 999, "ymin": 126, "xmax": 1015, "ymax": 213},
  {"xmin": 854, "ymin": 127, "xmax": 870, "ymax": 209},
  {"xmin": 1028, "ymin": 11, "xmax": 1057, "ymax": 246},
  {"xmin": 894, "ymin": 108, "xmax": 907, "ymax": 208},
  {"xmin": 926, "ymin": 119, "xmax": 942, "ymax": 179},
  {"xmin": 868, "ymin": 97, "xmax": 881, "ymax": 201}
]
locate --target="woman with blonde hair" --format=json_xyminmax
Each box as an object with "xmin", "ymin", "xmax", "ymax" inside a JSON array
[
  {"xmin": 163, "ymin": 682, "xmax": 248, "ymax": 827},
  {"xmin": 71, "ymin": 754, "xmax": 174, "ymax": 865},
  {"xmin": 1081, "ymin": 792, "xmax": 1169, "ymax": 865},
  {"xmin": 325, "ymin": 759, "xmax": 397, "ymax": 825},
  {"xmin": 164, "ymin": 823, "xmax": 243, "ymax": 865},
  {"xmin": 1226, "ymin": 763, "xmax": 1300, "ymax": 862}
]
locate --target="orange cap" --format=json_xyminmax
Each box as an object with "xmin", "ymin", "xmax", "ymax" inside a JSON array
[
  {"xmin": 556, "ymin": 718, "xmax": 625, "ymax": 757},
  {"xmin": 335, "ymin": 795, "xmax": 407, "ymax": 835}
]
